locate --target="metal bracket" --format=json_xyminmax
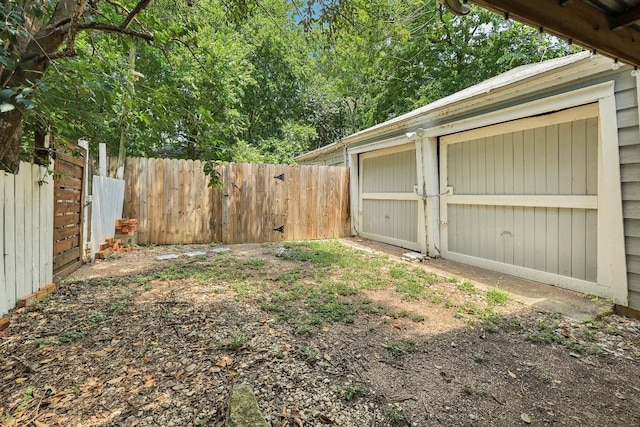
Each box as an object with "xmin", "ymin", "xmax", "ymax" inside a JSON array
[
  {"xmin": 273, "ymin": 173, "xmax": 285, "ymax": 181},
  {"xmin": 273, "ymin": 225, "xmax": 284, "ymax": 233}
]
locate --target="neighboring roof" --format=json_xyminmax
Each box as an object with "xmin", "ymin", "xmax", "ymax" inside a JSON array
[
  {"xmin": 470, "ymin": 0, "xmax": 640, "ymax": 67},
  {"xmin": 297, "ymin": 52, "xmax": 612, "ymax": 162}
]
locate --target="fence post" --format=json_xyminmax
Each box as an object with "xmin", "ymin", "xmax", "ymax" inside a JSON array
[{"xmin": 79, "ymin": 139, "xmax": 91, "ymax": 261}]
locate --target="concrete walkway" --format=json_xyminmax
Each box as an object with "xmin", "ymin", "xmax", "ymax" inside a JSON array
[{"xmin": 342, "ymin": 238, "xmax": 613, "ymax": 322}]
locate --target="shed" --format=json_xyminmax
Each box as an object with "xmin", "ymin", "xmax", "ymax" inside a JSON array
[{"xmin": 297, "ymin": 52, "xmax": 640, "ymax": 311}]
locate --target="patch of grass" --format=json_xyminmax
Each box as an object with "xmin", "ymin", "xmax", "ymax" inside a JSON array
[
  {"xmin": 457, "ymin": 280, "xmax": 476, "ymax": 293},
  {"xmin": 110, "ymin": 302, "xmax": 126, "ymax": 313},
  {"xmin": 222, "ymin": 332, "xmax": 246, "ymax": 351},
  {"xmin": 242, "ymin": 258, "xmax": 267, "ymax": 268},
  {"xmin": 87, "ymin": 310, "xmax": 105, "ymax": 326},
  {"xmin": 340, "ymin": 384, "xmax": 367, "ymax": 401},
  {"xmin": 582, "ymin": 327, "xmax": 596, "ymax": 342},
  {"xmin": 473, "ymin": 353, "xmax": 486, "ymax": 364},
  {"xmin": 58, "ymin": 328, "xmax": 88, "ymax": 343},
  {"xmin": 381, "ymin": 339, "xmax": 417, "ymax": 356},
  {"xmin": 525, "ymin": 320, "xmax": 563, "ymax": 344},
  {"xmin": 298, "ymin": 346, "xmax": 318, "ymax": 364},
  {"xmin": 231, "ymin": 281, "xmax": 266, "ymax": 299},
  {"xmin": 486, "ymin": 288, "xmax": 509, "ymax": 306},
  {"xmin": 384, "ymin": 407, "xmax": 409, "ymax": 427}
]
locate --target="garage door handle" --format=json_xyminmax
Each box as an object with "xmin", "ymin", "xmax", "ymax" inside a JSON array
[{"xmin": 501, "ymin": 231, "xmax": 513, "ymax": 237}]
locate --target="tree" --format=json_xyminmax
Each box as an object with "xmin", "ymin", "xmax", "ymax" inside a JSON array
[{"xmin": 0, "ymin": 0, "xmax": 153, "ymax": 173}]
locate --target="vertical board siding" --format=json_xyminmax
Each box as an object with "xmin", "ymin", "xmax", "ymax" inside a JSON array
[
  {"xmin": 1, "ymin": 162, "xmax": 54, "ymax": 317},
  {"xmin": 450, "ymin": 118, "xmax": 598, "ymax": 196},
  {"xmin": 362, "ymin": 150, "xmax": 416, "ymax": 193},
  {"xmin": 618, "ymin": 72, "xmax": 640, "ymax": 309},
  {"xmin": 91, "ymin": 176, "xmax": 125, "ymax": 257},
  {"xmin": 362, "ymin": 200, "xmax": 418, "ymax": 242},
  {"xmin": 445, "ymin": 107, "xmax": 599, "ymax": 285},
  {"xmin": 360, "ymin": 148, "xmax": 419, "ymax": 246},
  {"xmin": 122, "ymin": 160, "xmax": 349, "ymax": 245},
  {"xmin": 447, "ymin": 205, "xmax": 597, "ymax": 282}
]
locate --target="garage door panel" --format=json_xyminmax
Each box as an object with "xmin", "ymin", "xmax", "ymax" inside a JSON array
[
  {"xmin": 362, "ymin": 150, "xmax": 416, "ymax": 193},
  {"xmin": 448, "ymin": 119, "xmax": 598, "ymax": 197},
  {"xmin": 362, "ymin": 199, "xmax": 418, "ymax": 244},
  {"xmin": 447, "ymin": 204, "xmax": 597, "ymax": 281}
]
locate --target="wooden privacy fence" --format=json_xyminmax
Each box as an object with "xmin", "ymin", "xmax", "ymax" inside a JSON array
[
  {"xmin": 53, "ymin": 148, "xmax": 86, "ymax": 279},
  {"xmin": 122, "ymin": 159, "xmax": 350, "ymax": 245},
  {"xmin": 1, "ymin": 162, "xmax": 54, "ymax": 317}
]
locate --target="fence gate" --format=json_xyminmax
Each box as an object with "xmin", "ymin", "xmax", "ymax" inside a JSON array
[{"xmin": 53, "ymin": 145, "xmax": 86, "ymax": 279}]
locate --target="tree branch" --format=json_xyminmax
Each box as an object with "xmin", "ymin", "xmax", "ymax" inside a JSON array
[
  {"xmin": 120, "ymin": 0, "xmax": 152, "ymax": 28},
  {"xmin": 77, "ymin": 22, "xmax": 154, "ymax": 40}
]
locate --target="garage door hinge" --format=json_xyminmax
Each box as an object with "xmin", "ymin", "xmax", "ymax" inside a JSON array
[{"xmin": 273, "ymin": 225, "xmax": 285, "ymax": 233}]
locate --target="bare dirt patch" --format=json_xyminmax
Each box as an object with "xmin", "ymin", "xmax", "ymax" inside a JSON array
[{"xmin": 1, "ymin": 241, "xmax": 639, "ymax": 427}]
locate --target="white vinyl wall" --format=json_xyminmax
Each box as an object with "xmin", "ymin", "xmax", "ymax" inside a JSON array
[{"xmin": 1, "ymin": 162, "xmax": 54, "ymax": 317}]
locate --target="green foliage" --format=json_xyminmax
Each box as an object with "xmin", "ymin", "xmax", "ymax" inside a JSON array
[{"xmin": 9, "ymin": 0, "xmax": 571, "ymax": 166}]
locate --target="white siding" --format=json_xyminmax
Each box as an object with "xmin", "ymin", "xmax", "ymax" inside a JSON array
[{"xmin": 1, "ymin": 162, "xmax": 54, "ymax": 317}]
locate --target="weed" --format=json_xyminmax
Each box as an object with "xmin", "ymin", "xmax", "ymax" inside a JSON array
[
  {"xmin": 448, "ymin": 276, "xmax": 459, "ymax": 283},
  {"xmin": 294, "ymin": 323, "xmax": 314, "ymax": 336},
  {"xmin": 457, "ymin": 280, "xmax": 476, "ymax": 293},
  {"xmin": 229, "ymin": 332, "xmax": 246, "ymax": 350},
  {"xmin": 486, "ymin": 288, "xmax": 509, "ymax": 305},
  {"xmin": 381, "ymin": 339, "xmax": 417, "ymax": 356},
  {"xmin": 58, "ymin": 328, "xmax": 87, "ymax": 343},
  {"xmin": 231, "ymin": 281, "xmax": 265, "ymax": 299},
  {"xmin": 410, "ymin": 314, "xmax": 426, "ymax": 322},
  {"xmin": 299, "ymin": 346, "xmax": 318, "ymax": 364},
  {"xmin": 607, "ymin": 326, "xmax": 624, "ymax": 336},
  {"xmin": 582, "ymin": 327, "xmax": 596, "ymax": 342},
  {"xmin": 110, "ymin": 302, "xmax": 126, "ymax": 313},
  {"xmin": 385, "ymin": 407, "xmax": 409, "ymax": 426},
  {"xmin": 473, "ymin": 353, "xmax": 485, "ymax": 364},
  {"xmin": 525, "ymin": 320, "xmax": 562, "ymax": 344},
  {"xmin": 87, "ymin": 310, "xmax": 105, "ymax": 326},
  {"xmin": 340, "ymin": 384, "xmax": 367, "ymax": 401}
]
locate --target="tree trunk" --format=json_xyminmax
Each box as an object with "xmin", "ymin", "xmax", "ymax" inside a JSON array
[{"xmin": 0, "ymin": 109, "xmax": 25, "ymax": 173}]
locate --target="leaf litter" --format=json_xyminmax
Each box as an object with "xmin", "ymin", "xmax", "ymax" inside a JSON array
[{"xmin": 1, "ymin": 241, "xmax": 639, "ymax": 426}]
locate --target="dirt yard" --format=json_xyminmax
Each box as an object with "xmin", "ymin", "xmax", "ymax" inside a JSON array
[{"xmin": 1, "ymin": 240, "xmax": 639, "ymax": 426}]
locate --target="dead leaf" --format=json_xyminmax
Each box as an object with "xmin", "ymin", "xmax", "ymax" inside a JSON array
[
  {"xmin": 614, "ymin": 391, "xmax": 626, "ymax": 400},
  {"xmin": 508, "ymin": 371, "xmax": 517, "ymax": 379},
  {"xmin": 15, "ymin": 377, "xmax": 27, "ymax": 383},
  {"xmin": 216, "ymin": 355, "xmax": 233, "ymax": 367},
  {"xmin": 35, "ymin": 420, "xmax": 49, "ymax": 427},
  {"xmin": 318, "ymin": 414, "xmax": 335, "ymax": 424},
  {"xmin": 144, "ymin": 375, "xmax": 155, "ymax": 388},
  {"xmin": 104, "ymin": 347, "xmax": 116, "ymax": 353},
  {"xmin": 107, "ymin": 376, "xmax": 124, "ymax": 385},
  {"xmin": 521, "ymin": 413, "xmax": 532, "ymax": 424},
  {"xmin": 323, "ymin": 354, "xmax": 331, "ymax": 361}
]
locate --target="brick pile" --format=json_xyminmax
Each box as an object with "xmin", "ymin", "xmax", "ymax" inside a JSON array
[
  {"xmin": 115, "ymin": 218, "xmax": 138, "ymax": 235},
  {"xmin": 95, "ymin": 237, "xmax": 136, "ymax": 259}
]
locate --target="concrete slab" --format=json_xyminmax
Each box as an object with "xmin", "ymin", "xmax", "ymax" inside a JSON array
[
  {"xmin": 342, "ymin": 238, "xmax": 613, "ymax": 322},
  {"xmin": 211, "ymin": 248, "xmax": 231, "ymax": 254},
  {"xmin": 185, "ymin": 251, "xmax": 208, "ymax": 257},
  {"xmin": 156, "ymin": 254, "xmax": 180, "ymax": 261},
  {"xmin": 402, "ymin": 252, "xmax": 426, "ymax": 262}
]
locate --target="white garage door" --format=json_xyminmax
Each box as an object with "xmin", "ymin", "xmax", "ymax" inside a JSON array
[
  {"xmin": 440, "ymin": 104, "xmax": 601, "ymax": 288},
  {"xmin": 359, "ymin": 144, "xmax": 421, "ymax": 251}
]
